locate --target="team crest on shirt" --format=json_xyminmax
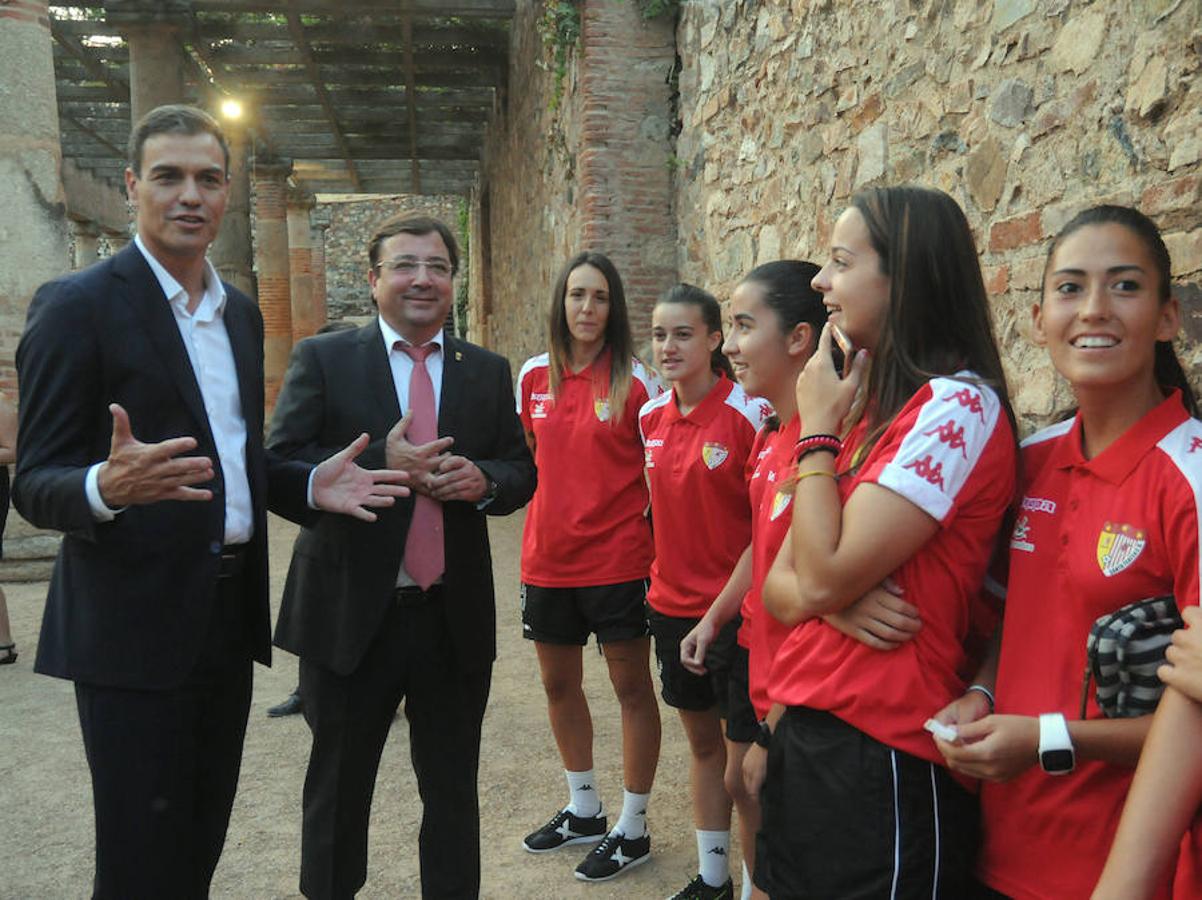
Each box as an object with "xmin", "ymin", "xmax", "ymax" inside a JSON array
[
  {"xmin": 769, "ymin": 488, "xmax": 793, "ymax": 521},
  {"xmin": 594, "ymin": 398, "xmax": 611, "ymax": 422},
  {"xmin": 1010, "ymin": 515, "xmax": 1035, "ymax": 553},
  {"xmin": 530, "ymin": 391, "xmax": 552, "ymax": 419},
  {"xmin": 1096, "ymin": 522, "xmax": 1146, "ymax": 577},
  {"xmin": 701, "ymin": 442, "xmax": 729, "ymax": 469}
]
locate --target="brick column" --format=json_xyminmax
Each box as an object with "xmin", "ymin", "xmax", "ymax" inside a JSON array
[
  {"xmin": 286, "ymin": 187, "xmax": 318, "ymax": 342},
  {"xmin": 105, "ymin": 1, "xmax": 191, "ymax": 122},
  {"xmin": 310, "ymin": 207, "xmax": 330, "ymax": 330},
  {"xmin": 578, "ymin": 1, "xmax": 677, "ymax": 348},
  {"xmin": 253, "ymin": 159, "xmax": 293, "ymax": 412},
  {"xmin": 0, "ymin": 0, "xmax": 70, "ymax": 393},
  {"xmin": 72, "ymin": 219, "xmax": 101, "ymax": 269},
  {"xmin": 210, "ymin": 123, "xmax": 255, "ymax": 297}
]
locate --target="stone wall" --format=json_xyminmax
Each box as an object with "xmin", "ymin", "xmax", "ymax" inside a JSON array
[
  {"xmin": 320, "ymin": 194, "xmax": 463, "ymax": 322},
  {"xmin": 674, "ymin": 0, "xmax": 1201, "ymax": 434},
  {"xmin": 477, "ymin": 0, "xmax": 678, "ymax": 372}
]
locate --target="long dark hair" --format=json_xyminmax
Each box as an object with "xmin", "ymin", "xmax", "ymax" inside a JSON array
[
  {"xmin": 548, "ymin": 251, "xmax": 635, "ymax": 422},
  {"xmin": 849, "ymin": 185, "xmax": 1017, "ymax": 460},
  {"xmin": 739, "ymin": 260, "xmax": 826, "ymax": 431},
  {"xmin": 1042, "ymin": 204, "xmax": 1198, "ymax": 418},
  {"xmin": 656, "ymin": 283, "xmax": 735, "ymax": 379}
]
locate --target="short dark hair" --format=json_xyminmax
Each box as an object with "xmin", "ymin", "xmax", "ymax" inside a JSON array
[
  {"xmin": 368, "ymin": 214, "xmax": 460, "ymax": 275},
  {"xmin": 128, "ymin": 104, "xmax": 230, "ymax": 177}
]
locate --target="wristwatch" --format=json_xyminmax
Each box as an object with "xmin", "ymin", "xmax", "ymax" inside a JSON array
[
  {"xmin": 754, "ymin": 719, "xmax": 772, "ymax": 749},
  {"xmin": 1038, "ymin": 712, "xmax": 1075, "ymax": 775}
]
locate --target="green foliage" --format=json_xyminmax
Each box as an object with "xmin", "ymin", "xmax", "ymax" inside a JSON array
[
  {"xmin": 455, "ymin": 198, "xmax": 471, "ymax": 338},
  {"xmin": 637, "ymin": 0, "xmax": 680, "ymax": 19},
  {"xmin": 536, "ymin": 1, "xmax": 581, "ymax": 110}
]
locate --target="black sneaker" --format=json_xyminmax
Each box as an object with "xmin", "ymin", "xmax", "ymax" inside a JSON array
[
  {"xmin": 574, "ymin": 829, "xmax": 651, "ymax": 882},
  {"xmin": 666, "ymin": 874, "xmax": 734, "ymax": 899},
  {"xmin": 522, "ymin": 807, "xmax": 607, "ymax": 853}
]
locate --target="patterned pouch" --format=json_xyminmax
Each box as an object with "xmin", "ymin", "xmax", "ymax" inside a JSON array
[{"xmin": 1079, "ymin": 595, "xmax": 1183, "ymax": 719}]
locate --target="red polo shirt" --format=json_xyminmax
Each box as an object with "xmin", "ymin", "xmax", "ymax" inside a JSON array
[
  {"xmin": 517, "ymin": 351, "xmax": 662, "ymax": 587},
  {"xmin": 640, "ymin": 375, "xmax": 772, "ymax": 619},
  {"xmin": 979, "ymin": 390, "xmax": 1202, "ymax": 900},
  {"xmin": 743, "ymin": 414, "xmax": 804, "ymax": 719},
  {"xmin": 768, "ymin": 375, "xmax": 1017, "ymax": 761}
]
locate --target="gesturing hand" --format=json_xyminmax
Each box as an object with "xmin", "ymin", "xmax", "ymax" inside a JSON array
[
  {"xmin": 429, "ymin": 455, "xmax": 488, "ymax": 503},
  {"xmin": 96, "ymin": 403, "xmax": 214, "ymax": 507},
  {"xmin": 312, "ymin": 433, "xmax": 410, "ymax": 522},
  {"xmin": 385, "ymin": 411, "xmax": 454, "ymax": 495}
]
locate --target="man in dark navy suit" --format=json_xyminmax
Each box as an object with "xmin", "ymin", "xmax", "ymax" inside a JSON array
[
  {"xmin": 269, "ymin": 214, "xmax": 535, "ymax": 899},
  {"xmin": 14, "ymin": 105, "xmax": 406, "ymax": 900}
]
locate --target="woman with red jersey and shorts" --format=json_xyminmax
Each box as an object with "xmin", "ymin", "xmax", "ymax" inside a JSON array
[
  {"xmin": 935, "ymin": 206, "xmax": 1202, "ymax": 900},
  {"xmin": 639, "ymin": 283, "xmax": 771, "ymax": 900},
  {"xmin": 759, "ymin": 185, "xmax": 1018, "ymax": 899},
  {"xmin": 517, "ymin": 251, "xmax": 664, "ymax": 883},
  {"xmin": 679, "ymin": 260, "xmax": 918, "ymax": 900}
]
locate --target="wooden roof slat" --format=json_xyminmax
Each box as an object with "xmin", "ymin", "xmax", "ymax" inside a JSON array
[
  {"xmin": 52, "ymin": 23, "xmax": 130, "ymax": 102},
  {"xmin": 192, "ymin": 0, "xmax": 514, "ymax": 16}
]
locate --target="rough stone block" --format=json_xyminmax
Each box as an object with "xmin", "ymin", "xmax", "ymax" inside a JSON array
[
  {"xmin": 1165, "ymin": 230, "xmax": 1202, "ymax": 278},
  {"xmin": 993, "ymin": 0, "xmax": 1035, "ymax": 32},
  {"xmin": 1050, "ymin": 10, "xmax": 1107, "ymax": 74},
  {"xmin": 989, "ymin": 78, "xmax": 1033, "ymax": 127},
  {"xmin": 1126, "ymin": 55, "xmax": 1169, "ymax": 120},
  {"xmin": 854, "ymin": 122, "xmax": 888, "ymax": 188},
  {"xmin": 990, "ymin": 211, "xmax": 1043, "ymax": 253},
  {"xmin": 966, "ymin": 134, "xmax": 1008, "ymax": 211}
]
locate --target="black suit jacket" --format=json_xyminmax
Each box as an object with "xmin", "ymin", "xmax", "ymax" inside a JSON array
[
  {"xmin": 14, "ymin": 244, "xmax": 313, "ymax": 689},
  {"xmin": 268, "ymin": 320, "xmax": 535, "ymax": 676}
]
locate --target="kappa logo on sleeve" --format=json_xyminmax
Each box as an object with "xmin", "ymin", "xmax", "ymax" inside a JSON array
[
  {"xmin": 1097, "ymin": 522, "xmax": 1146, "ymax": 577},
  {"xmin": 922, "ymin": 418, "xmax": 968, "ymax": 458},
  {"xmin": 903, "ymin": 454, "xmax": 946, "ymax": 490},
  {"xmin": 702, "ymin": 442, "xmax": 729, "ymax": 469},
  {"xmin": 943, "ymin": 387, "xmax": 987, "ymax": 423}
]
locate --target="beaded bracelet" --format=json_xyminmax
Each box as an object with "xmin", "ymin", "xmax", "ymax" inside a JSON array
[
  {"xmin": 795, "ymin": 445, "xmax": 838, "ymax": 465},
  {"xmin": 793, "ymin": 433, "xmax": 841, "ymax": 463}
]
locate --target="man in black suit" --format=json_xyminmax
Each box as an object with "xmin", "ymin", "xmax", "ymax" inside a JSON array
[
  {"xmin": 269, "ymin": 214, "xmax": 536, "ymax": 899},
  {"xmin": 14, "ymin": 105, "xmax": 406, "ymax": 900}
]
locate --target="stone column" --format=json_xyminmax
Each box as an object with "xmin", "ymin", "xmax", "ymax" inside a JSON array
[
  {"xmin": 286, "ymin": 187, "xmax": 318, "ymax": 342},
  {"xmin": 0, "ymin": 0, "xmax": 70, "ymax": 392},
  {"xmin": 72, "ymin": 220, "xmax": 101, "ymax": 269},
  {"xmin": 105, "ymin": 1, "xmax": 191, "ymax": 123},
  {"xmin": 310, "ymin": 207, "xmax": 330, "ymax": 329},
  {"xmin": 210, "ymin": 124, "xmax": 255, "ymax": 297},
  {"xmin": 253, "ymin": 159, "xmax": 293, "ymax": 412}
]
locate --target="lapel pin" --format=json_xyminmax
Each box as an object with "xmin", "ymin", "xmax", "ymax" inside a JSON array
[{"xmin": 455, "ymin": 351, "xmax": 463, "ymax": 361}]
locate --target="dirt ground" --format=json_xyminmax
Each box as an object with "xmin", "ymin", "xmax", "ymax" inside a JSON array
[{"xmin": 0, "ymin": 510, "xmax": 748, "ymax": 899}]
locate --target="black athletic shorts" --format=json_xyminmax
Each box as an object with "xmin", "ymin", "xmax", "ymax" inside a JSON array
[
  {"xmin": 648, "ymin": 610, "xmax": 740, "ymax": 715},
  {"xmin": 521, "ymin": 579, "xmax": 650, "ymax": 645},
  {"xmin": 724, "ymin": 642, "xmax": 758, "ymax": 743},
  {"xmin": 755, "ymin": 706, "xmax": 979, "ymax": 899}
]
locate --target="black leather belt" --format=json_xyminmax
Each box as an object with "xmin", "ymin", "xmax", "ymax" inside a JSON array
[
  {"xmin": 218, "ymin": 544, "xmax": 249, "ymax": 579},
  {"xmin": 394, "ymin": 584, "xmax": 443, "ymax": 606}
]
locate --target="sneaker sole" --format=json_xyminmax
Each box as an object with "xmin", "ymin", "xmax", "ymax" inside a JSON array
[
  {"xmin": 522, "ymin": 833, "xmax": 607, "ymax": 854},
  {"xmin": 573, "ymin": 851, "xmax": 651, "ymax": 882}
]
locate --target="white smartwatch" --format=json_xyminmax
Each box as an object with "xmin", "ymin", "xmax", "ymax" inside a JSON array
[{"xmin": 1038, "ymin": 712, "xmax": 1075, "ymax": 775}]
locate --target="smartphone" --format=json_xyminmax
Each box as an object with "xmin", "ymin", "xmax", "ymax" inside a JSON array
[{"xmin": 830, "ymin": 324, "xmax": 853, "ymax": 378}]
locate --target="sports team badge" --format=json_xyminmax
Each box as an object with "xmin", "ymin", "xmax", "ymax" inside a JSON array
[
  {"xmin": 1096, "ymin": 522, "xmax": 1146, "ymax": 577},
  {"xmin": 769, "ymin": 488, "xmax": 792, "ymax": 521},
  {"xmin": 701, "ymin": 442, "xmax": 729, "ymax": 469},
  {"xmin": 594, "ymin": 398, "xmax": 611, "ymax": 422},
  {"xmin": 1010, "ymin": 514, "xmax": 1034, "ymax": 553}
]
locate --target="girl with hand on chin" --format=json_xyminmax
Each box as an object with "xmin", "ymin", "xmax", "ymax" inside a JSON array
[
  {"xmin": 936, "ymin": 205, "xmax": 1202, "ymax": 900},
  {"xmin": 758, "ymin": 185, "xmax": 1018, "ymax": 899},
  {"xmin": 517, "ymin": 252, "xmax": 664, "ymax": 884},
  {"xmin": 639, "ymin": 284, "xmax": 772, "ymax": 900}
]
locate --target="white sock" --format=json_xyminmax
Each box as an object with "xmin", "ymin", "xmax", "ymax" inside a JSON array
[
  {"xmin": 565, "ymin": 769, "xmax": 601, "ymax": 817},
  {"xmin": 741, "ymin": 861, "xmax": 752, "ymax": 900},
  {"xmin": 614, "ymin": 788, "xmax": 650, "ymax": 838},
  {"xmin": 697, "ymin": 829, "xmax": 731, "ymax": 887}
]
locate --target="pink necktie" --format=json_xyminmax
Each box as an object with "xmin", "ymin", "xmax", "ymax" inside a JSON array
[{"xmin": 398, "ymin": 342, "xmax": 444, "ymax": 589}]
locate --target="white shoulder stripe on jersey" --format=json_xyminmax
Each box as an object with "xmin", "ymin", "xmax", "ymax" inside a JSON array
[
  {"xmin": 516, "ymin": 352, "xmax": 550, "ymax": 415},
  {"xmin": 876, "ymin": 375, "xmax": 1003, "ymax": 523},
  {"xmin": 632, "ymin": 358, "xmax": 666, "ymax": 398},
  {"xmin": 638, "ymin": 390, "xmax": 673, "ymax": 445},
  {"xmin": 1156, "ymin": 417, "xmax": 1202, "ymax": 603},
  {"xmin": 723, "ymin": 383, "xmax": 773, "ymax": 430},
  {"xmin": 1020, "ymin": 416, "xmax": 1074, "ymax": 449}
]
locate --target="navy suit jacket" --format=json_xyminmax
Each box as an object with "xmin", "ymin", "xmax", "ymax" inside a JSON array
[
  {"xmin": 268, "ymin": 320, "xmax": 536, "ymax": 675},
  {"xmin": 14, "ymin": 244, "xmax": 313, "ymax": 689}
]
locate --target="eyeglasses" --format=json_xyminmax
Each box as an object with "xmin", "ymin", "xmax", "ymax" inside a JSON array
[{"xmin": 376, "ymin": 257, "xmax": 454, "ymax": 278}]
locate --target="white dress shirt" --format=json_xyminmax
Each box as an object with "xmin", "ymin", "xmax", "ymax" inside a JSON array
[
  {"xmin": 378, "ymin": 315, "xmax": 444, "ymax": 585},
  {"xmin": 85, "ymin": 236, "xmax": 254, "ymax": 544}
]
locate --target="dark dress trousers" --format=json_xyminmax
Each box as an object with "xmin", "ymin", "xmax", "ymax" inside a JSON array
[
  {"xmin": 268, "ymin": 321, "xmax": 535, "ymax": 900},
  {"xmin": 14, "ymin": 245, "xmax": 313, "ymax": 899}
]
